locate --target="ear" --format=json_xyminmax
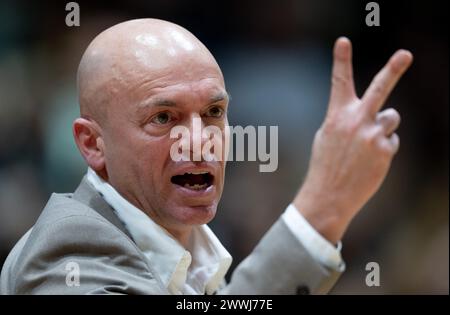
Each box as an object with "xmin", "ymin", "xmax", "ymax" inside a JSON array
[{"xmin": 73, "ymin": 118, "xmax": 106, "ymax": 172}]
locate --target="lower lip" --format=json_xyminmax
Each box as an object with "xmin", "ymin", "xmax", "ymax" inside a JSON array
[{"xmin": 172, "ymin": 183, "xmax": 216, "ymax": 199}]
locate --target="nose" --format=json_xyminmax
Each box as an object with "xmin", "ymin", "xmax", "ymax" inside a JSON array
[{"xmin": 176, "ymin": 114, "xmax": 209, "ymax": 162}]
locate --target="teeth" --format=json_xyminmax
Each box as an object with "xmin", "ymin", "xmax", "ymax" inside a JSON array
[
  {"xmin": 186, "ymin": 171, "xmax": 208, "ymax": 175},
  {"xmin": 184, "ymin": 183, "xmax": 208, "ymax": 190}
]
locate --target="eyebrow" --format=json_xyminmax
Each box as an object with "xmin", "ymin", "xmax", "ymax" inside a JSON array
[
  {"xmin": 209, "ymin": 91, "xmax": 230, "ymax": 104},
  {"xmin": 138, "ymin": 91, "xmax": 230, "ymax": 111}
]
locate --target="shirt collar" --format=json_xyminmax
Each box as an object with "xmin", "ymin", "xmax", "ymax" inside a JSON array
[{"xmin": 86, "ymin": 168, "xmax": 232, "ymax": 294}]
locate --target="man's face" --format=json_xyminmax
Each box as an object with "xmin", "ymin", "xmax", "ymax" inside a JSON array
[{"xmin": 100, "ymin": 55, "xmax": 229, "ymax": 236}]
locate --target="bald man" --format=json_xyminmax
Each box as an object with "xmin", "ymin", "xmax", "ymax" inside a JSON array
[{"xmin": 0, "ymin": 19, "xmax": 412, "ymax": 295}]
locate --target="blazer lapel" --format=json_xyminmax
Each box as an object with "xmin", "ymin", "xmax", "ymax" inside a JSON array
[{"xmin": 72, "ymin": 175, "xmax": 134, "ymax": 241}]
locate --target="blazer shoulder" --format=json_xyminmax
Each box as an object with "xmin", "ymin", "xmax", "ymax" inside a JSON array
[
  {"xmin": 35, "ymin": 192, "xmax": 108, "ymax": 224},
  {"xmin": 2, "ymin": 195, "xmax": 165, "ymax": 294}
]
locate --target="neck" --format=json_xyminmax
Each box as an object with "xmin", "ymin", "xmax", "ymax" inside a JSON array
[
  {"xmin": 165, "ymin": 227, "xmax": 192, "ymax": 248},
  {"xmin": 121, "ymin": 194, "xmax": 193, "ymax": 248}
]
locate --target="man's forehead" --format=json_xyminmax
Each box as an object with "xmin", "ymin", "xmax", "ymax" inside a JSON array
[{"xmin": 78, "ymin": 19, "xmax": 225, "ymax": 120}]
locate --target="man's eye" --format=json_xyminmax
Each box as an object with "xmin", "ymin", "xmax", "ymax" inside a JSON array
[
  {"xmin": 206, "ymin": 106, "xmax": 224, "ymax": 118},
  {"xmin": 151, "ymin": 112, "xmax": 172, "ymax": 125}
]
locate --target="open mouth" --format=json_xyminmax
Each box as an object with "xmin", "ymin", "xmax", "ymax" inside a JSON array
[{"xmin": 171, "ymin": 172, "xmax": 214, "ymax": 191}]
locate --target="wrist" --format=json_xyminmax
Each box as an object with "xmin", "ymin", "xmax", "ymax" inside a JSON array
[{"xmin": 293, "ymin": 184, "xmax": 353, "ymax": 244}]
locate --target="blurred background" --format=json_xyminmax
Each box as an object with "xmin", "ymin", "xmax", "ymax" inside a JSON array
[{"xmin": 0, "ymin": 0, "xmax": 447, "ymax": 294}]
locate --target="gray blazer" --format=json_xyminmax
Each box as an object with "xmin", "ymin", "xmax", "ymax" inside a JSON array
[{"xmin": 0, "ymin": 177, "xmax": 341, "ymax": 294}]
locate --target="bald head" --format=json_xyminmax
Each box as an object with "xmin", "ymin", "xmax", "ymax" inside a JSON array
[
  {"xmin": 77, "ymin": 18, "xmax": 224, "ymax": 123},
  {"xmin": 73, "ymin": 19, "xmax": 229, "ymax": 240}
]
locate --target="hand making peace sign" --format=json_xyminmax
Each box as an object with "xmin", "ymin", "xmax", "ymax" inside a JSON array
[{"xmin": 294, "ymin": 37, "xmax": 413, "ymax": 244}]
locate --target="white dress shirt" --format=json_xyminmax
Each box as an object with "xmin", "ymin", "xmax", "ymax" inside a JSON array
[
  {"xmin": 86, "ymin": 168, "xmax": 344, "ymax": 294},
  {"xmin": 282, "ymin": 205, "xmax": 345, "ymax": 272}
]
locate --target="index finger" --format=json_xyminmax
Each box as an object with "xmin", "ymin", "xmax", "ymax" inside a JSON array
[
  {"xmin": 330, "ymin": 37, "xmax": 356, "ymax": 105},
  {"xmin": 362, "ymin": 49, "xmax": 413, "ymax": 116}
]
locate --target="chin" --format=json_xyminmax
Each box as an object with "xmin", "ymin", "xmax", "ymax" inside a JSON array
[{"xmin": 171, "ymin": 203, "xmax": 218, "ymax": 226}]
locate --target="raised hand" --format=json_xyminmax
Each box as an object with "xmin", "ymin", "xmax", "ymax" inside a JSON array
[{"xmin": 293, "ymin": 37, "xmax": 413, "ymax": 244}]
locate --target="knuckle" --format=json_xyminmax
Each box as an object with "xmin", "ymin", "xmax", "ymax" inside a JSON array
[
  {"xmin": 324, "ymin": 104, "xmax": 365, "ymax": 136},
  {"xmin": 377, "ymin": 134, "xmax": 400, "ymax": 157},
  {"xmin": 362, "ymin": 126, "xmax": 383, "ymax": 146},
  {"xmin": 332, "ymin": 74, "xmax": 350, "ymax": 87},
  {"xmin": 385, "ymin": 108, "xmax": 401, "ymax": 122},
  {"xmin": 378, "ymin": 138, "xmax": 393, "ymax": 155},
  {"xmin": 369, "ymin": 136, "xmax": 393, "ymax": 159},
  {"xmin": 373, "ymin": 82, "xmax": 385, "ymax": 97},
  {"xmin": 346, "ymin": 119, "xmax": 360, "ymax": 135},
  {"xmin": 327, "ymin": 115, "xmax": 360, "ymax": 136}
]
